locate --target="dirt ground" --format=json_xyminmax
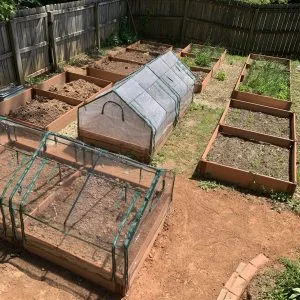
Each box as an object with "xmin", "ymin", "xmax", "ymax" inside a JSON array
[
  {"xmin": 1, "ymin": 178, "xmax": 300, "ymax": 300},
  {"xmin": 9, "ymin": 96, "xmax": 73, "ymax": 127},
  {"xmin": 49, "ymin": 79, "xmax": 101, "ymax": 100}
]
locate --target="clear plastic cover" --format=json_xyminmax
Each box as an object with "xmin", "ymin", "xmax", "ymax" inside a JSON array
[{"xmin": 78, "ymin": 51, "xmax": 195, "ymax": 155}]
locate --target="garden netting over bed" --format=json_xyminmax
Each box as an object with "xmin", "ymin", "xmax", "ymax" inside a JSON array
[{"xmin": 0, "ymin": 117, "xmax": 174, "ymax": 292}]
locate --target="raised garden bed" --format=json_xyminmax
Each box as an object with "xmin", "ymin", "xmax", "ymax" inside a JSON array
[
  {"xmin": 232, "ymin": 54, "xmax": 291, "ymax": 110},
  {"xmin": 126, "ymin": 40, "xmax": 172, "ymax": 55},
  {"xmin": 0, "ymin": 119, "xmax": 175, "ymax": 295},
  {"xmin": 86, "ymin": 57, "xmax": 141, "ymax": 83},
  {"xmin": 197, "ymin": 124, "xmax": 297, "ymax": 194},
  {"xmin": 220, "ymin": 99, "xmax": 296, "ymax": 140},
  {"xmin": 109, "ymin": 48, "xmax": 157, "ymax": 65},
  {"xmin": 180, "ymin": 44, "xmax": 226, "ymax": 93},
  {"xmin": 2, "ymin": 88, "xmax": 82, "ymax": 132},
  {"xmin": 35, "ymin": 72, "xmax": 112, "ymax": 103}
]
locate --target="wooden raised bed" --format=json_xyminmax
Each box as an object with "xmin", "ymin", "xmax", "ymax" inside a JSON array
[
  {"xmin": 126, "ymin": 40, "xmax": 173, "ymax": 55},
  {"xmin": 197, "ymin": 123, "xmax": 297, "ymax": 194},
  {"xmin": 86, "ymin": 57, "xmax": 142, "ymax": 83},
  {"xmin": 1, "ymin": 88, "xmax": 82, "ymax": 132},
  {"xmin": 0, "ymin": 126, "xmax": 174, "ymax": 295},
  {"xmin": 231, "ymin": 54, "xmax": 291, "ymax": 110},
  {"xmin": 34, "ymin": 71, "xmax": 113, "ymax": 103},
  {"xmin": 180, "ymin": 44, "xmax": 226, "ymax": 93},
  {"xmin": 220, "ymin": 99, "xmax": 296, "ymax": 140},
  {"xmin": 108, "ymin": 48, "xmax": 158, "ymax": 65}
]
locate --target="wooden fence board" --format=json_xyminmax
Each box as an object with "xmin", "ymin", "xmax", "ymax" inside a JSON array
[{"xmin": 0, "ymin": 22, "xmax": 17, "ymax": 87}]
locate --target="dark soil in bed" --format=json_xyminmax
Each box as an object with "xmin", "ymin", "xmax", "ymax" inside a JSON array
[
  {"xmin": 130, "ymin": 42, "xmax": 170, "ymax": 53},
  {"xmin": 192, "ymin": 70, "xmax": 208, "ymax": 82},
  {"xmin": 9, "ymin": 96, "xmax": 73, "ymax": 127},
  {"xmin": 207, "ymin": 134, "xmax": 290, "ymax": 181},
  {"xmin": 225, "ymin": 107, "xmax": 290, "ymax": 138},
  {"xmin": 92, "ymin": 59, "xmax": 140, "ymax": 75},
  {"xmin": 116, "ymin": 51, "xmax": 155, "ymax": 64},
  {"xmin": 48, "ymin": 79, "xmax": 101, "ymax": 100},
  {"xmin": 28, "ymin": 172, "xmax": 146, "ymax": 249}
]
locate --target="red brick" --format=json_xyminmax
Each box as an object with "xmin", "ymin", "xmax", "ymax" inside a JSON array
[
  {"xmin": 224, "ymin": 291, "xmax": 239, "ymax": 300},
  {"xmin": 228, "ymin": 276, "xmax": 247, "ymax": 297},
  {"xmin": 217, "ymin": 289, "xmax": 228, "ymax": 300},
  {"xmin": 239, "ymin": 263, "xmax": 257, "ymax": 282},
  {"xmin": 250, "ymin": 254, "xmax": 269, "ymax": 268},
  {"xmin": 236, "ymin": 262, "xmax": 246, "ymax": 274},
  {"xmin": 224, "ymin": 272, "xmax": 238, "ymax": 290}
]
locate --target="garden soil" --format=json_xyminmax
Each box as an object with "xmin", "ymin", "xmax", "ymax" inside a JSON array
[
  {"xmin": 9, "ymin": 96, "xmax": 73, "ymax": 127},
  {"xmin": 48, "ymin": 79, "xmax": 101, "ymax": 100},
  {"xmin": 115, "ymin": 51, "xmax": 155, "ymax": 64},
  {"xmin": 1, "ymin": 177, "xmax": 300, "ymax": 300}
]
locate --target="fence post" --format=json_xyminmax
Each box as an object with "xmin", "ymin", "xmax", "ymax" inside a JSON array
[
  {"xmin": 94, "ymin": 2, "xmax": 101, "ymax": 49},
  {"xmin": 8, "ymin": 19, "xmax": 24, "ymax": 84},
  {"xmin": 244, "ymin": 8, "xmax": 259, "ymax": 55},
  {"xmin": 48, "ymin": 11, "xmax": 58, "ymax": 70},
  {"xmin": 180, "ymin": 0, "xmax": 190, "ymax": 45}
]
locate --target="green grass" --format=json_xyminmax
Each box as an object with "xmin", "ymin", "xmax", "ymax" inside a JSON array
[
  {"xmin": 151, "ymin": 103, "xmax": 223, "ymax": 176},
  {"xmin": 261, "ymin": 257, "xmax": 300, "ymax": 300},
  {"xmin": 239, "ymin": 60, "xmax": 289, "ymax": 100}
]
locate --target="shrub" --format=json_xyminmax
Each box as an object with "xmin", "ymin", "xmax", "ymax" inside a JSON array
[{"xmin": 0, "ymin": 0, "xmax": 15, "ymax": 21}]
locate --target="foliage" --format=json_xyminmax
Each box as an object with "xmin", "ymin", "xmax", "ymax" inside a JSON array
[
  {"xmin": 239, "ymin": 60, "xmax": 289, "ymax": 100},
  {"xmin": 0, "ymin": 0, "xmax": 15, "ymax": 21},
  {"xmin": 215, "ymin": 70, "xmax": 226, "ymax": 81},
  {"xmin": 198, "ymin": 180, "xmax": 222, "ymax": 191},
  {"xmin": 262, "ymin": 257, "xmax": 300, "ymax": 300},
  {"xmin": 194, "ymin": 51, "xmax": 211, "ymax": 68},
  {"xmin": 103, "ymin": 17, "xmax": 137, "ymax": 47}
]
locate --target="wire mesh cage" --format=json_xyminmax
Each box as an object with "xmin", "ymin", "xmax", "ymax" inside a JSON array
[
  {"xmin": 78, "ymin": 51, "xmax": 195, "ymax": 162},
  {"xmin": 0, "ymin": 117, "xmax": 174, "ymax": 294}
]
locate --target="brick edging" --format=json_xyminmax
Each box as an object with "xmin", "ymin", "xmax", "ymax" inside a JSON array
[{"xmin": 217, "ymin": 254, "xmax": 269, "ymax": 300}]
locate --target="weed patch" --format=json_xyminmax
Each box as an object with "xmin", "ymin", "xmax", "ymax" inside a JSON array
[{"xmin": 239, "ymin": 60, "xmax": 289, "ymax": 100}]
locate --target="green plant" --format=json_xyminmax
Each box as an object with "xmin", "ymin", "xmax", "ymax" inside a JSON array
[
  {"xmin": 194, "ymin": 51, "xmax": 211, "ymax": 68},
  {"xmin": 198, "ymin": 180, "xmax": 222, "ymax": 191},
  {"xmin": 290, "ymin": 288, "xmax": 300, "ymax": 299},
  {"xmin": 0, "ymin": 0, "xmax": 15, "ymax": 21},
  {"xmin": 270, "ymin": 191, "xmax": 291, "ymax": 203},
  {"xmin": 262, "ymin": 257, "xmax": 300, "ymax": 300},
  {"xmin": 239, "ymin": 60, "xmax": 289, "ymax": 100},
  {"xmin": 215, "ymin": 70, "xmax": 226, "ymax": 81}
]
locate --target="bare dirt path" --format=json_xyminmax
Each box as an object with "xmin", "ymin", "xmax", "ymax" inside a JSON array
[{"xmin": 126, "ymin": 177, "xmax": 300, "ymax": 300}]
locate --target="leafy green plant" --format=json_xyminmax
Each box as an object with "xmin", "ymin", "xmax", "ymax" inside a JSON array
[
  {"xmin": 262, "ymin": 257, "xmax": 300, "ymax": 300},
  {"xmin": 194, "ymin": 51, "xmax": 211, "ymax": 68},
  {"xmin": 0, "ymin": 0, "xmax": 15, "ymax": 21},
  {"xmin": 215, "ymin": 70, "xmax": 226, "ymax": 81},
  {"xmin": 290, "ymin": 288, "xmax": 300, "ymax": 299},
  {"xmin": 198, "ymin": 180, "xmax": 222, "ymax": 191},
  {"xmin": 239, "ymin": 60, "xmax": 289, "ymax": 100}
]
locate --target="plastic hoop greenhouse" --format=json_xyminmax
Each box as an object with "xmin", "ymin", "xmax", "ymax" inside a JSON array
[
  {"xmin": 0, "ymin": 117, "xmax": 174, "ymax": 295},
  {"xmin": 78, "ymin": 51, "xmax": 196, "ymax": 162}
]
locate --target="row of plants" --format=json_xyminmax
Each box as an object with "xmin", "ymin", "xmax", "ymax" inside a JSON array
[
  {"xmin": 181, "ymin": 45, "xmax": 225, "ymax": 68},
  {"xmin": 239, "ymin": 60, "xmax": 290, "ymax": 100}
]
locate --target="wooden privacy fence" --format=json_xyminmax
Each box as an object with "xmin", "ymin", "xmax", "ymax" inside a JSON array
[
  {"xmin": 0, "ymin": 0, "xmax": 127, "ymax": 87},
  {"xmin": 128, "ymin": 0, "xmax": 300, "ymax": 57}
]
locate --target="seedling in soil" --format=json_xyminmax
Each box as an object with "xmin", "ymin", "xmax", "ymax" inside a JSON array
[
  {"xmin": 239, "ymin": 60, "xmax": 289, "ymax": 100},
  {"xmin": 215, "ymin": 70, "xmax": 226, "ymax": 81}
]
